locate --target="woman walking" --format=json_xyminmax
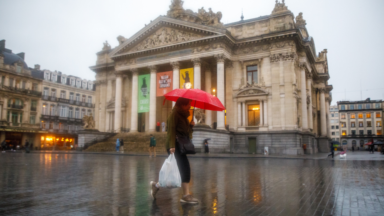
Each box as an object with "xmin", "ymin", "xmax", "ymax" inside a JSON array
[
  {"xmin": 149, "ymin": 134, "xmax": 156, "ymax": 158},
  {"xmin": 150, "ymin": 98, "xmax": 198, "ymax": 204}
]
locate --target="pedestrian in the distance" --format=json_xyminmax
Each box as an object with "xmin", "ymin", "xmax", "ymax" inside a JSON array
[
  {"xmin": 156, "ymin": 121, "xmax": 160, "ymax": 132},
  {"xmin": 120, "ymin": 139, "xmax": 124, "ymax": 153},
  {"xmin": 150, "ymin": 97, "xmax": 198, "ymax": 204},
  {"xmin": 149, "ymin": 134, "xmax": 156, "ymax": 157},
  {"xmin": 25, "ymin": 140, "xmax": 30, "ymax": 153},
  {"xmin": 1, "ymin": 140, "xmax": 6, "ymax": 153},
  {"xmin": 116, "ymin": 139, "xmax": 120, "ymax": 152},
  {"xmin": 352, "ymin": 146, "xmax": 354, "ymax": 152},
  {"xmin": 328, "ymin": 142, "xmax": 334, "ymax": 158},
  {"xmin": 161, "ymin": 121, "xmax": 166, "ymax": 132},
  {"xmin": 204, "ymin": 140, "xmax": 209, "ymax": 153}
]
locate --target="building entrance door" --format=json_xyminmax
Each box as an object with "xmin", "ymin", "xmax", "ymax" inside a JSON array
[
  {"xmin": 138, "ymin": 113, "xmax": 144, "ymax": 132},
  {"xmin": 5, "ymin": 132, "xmax": 22, "ymax": 149},
  {"xmin": 248, "ymin": 138, "xmax": 256, "ymax": 154}
]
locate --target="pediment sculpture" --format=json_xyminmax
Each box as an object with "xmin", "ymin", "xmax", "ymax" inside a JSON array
[
  {"xmin": 130, "ymin": 27, "xmax": 204, "ymax": 52},
  {"xmin": 167, "ymin": 0, "xmax": 224, "ymax": 28},
  {"xmin": 237, "ymin": 87, "xmax": 268, "ymax": 97}
]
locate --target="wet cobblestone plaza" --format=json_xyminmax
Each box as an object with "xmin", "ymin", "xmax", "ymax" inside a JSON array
[{"xmin": 0, "ymin": 153, "xmax": 384, "ymax": 216}]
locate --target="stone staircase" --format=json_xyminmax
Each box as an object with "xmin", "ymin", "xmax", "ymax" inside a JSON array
[{"xmin": 85, "ymin": 132, "xmax": 167, "ymax": 153}]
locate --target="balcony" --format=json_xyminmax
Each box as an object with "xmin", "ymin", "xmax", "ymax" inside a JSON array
[
  {"xmin": 42, "ymin": 95, "xmax": 50, "ymax": 100},
  {"xmin": 69, "ymin": 100, "xmax": 75, "ymax": 105},
  {"xmin": 58, "ymin": 98, "xmax": 69, "ymax": 103},
  {"xmin": 75, "ymin": 119, "xmax": 83, "ymax": 123},
  {"xmin": 8, "ymin": 104, "xmax": 24, "ymax": 109},
  {"xmin": 31, "ymin": 107, "xmax": 37, "ymax": 112},
  {"xmin": 50, "ymin": 96, "xmax": 57, "ymax": 102},
  {"xmin": 1, "ymin": 86, "xmax": 42, "ymax": 97}
]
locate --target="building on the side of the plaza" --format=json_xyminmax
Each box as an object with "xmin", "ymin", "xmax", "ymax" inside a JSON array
[
  {"xmin": 31, "ymin": 68, "xmax": 95, "ymax": 149},
  {"xmin": 0, "ymin": 40, "xmax": 44, "ymax": 148},
  {"xmin": 91, "ymin": 0, "xmax": 333, "ymax": 155},
  {"xmin": 338, "ymin": 98, "xmax": 383, "ymax": 150},
  {"xmin": 329, "ymin": 105, "xmax": 340, "ymax": 142}
]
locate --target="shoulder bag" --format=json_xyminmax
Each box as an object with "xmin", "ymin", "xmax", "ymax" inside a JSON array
[{"xmin": 176, "ymin": 135, "xmax": 196, "ymax": 155}]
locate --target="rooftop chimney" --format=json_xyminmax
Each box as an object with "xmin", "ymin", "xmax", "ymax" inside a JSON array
[
  {"xmin": 17, "ymin": 52, "xmax": 25, "ymax": 60},
  {"xmin": 34, "ymin": 64, "xmax": 40, "ymax": 70},
  {"xmin": 0, "ymin": 40, "xmax": 5, "ymax": 51}
]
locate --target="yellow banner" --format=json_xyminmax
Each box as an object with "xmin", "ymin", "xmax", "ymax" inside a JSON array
[{"xmin": 179, "ymin": 68, "xmax": 194, "ymax": 89}]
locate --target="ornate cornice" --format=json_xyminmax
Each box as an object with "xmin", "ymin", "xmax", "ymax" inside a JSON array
[
  {"xmin": 318, "ymin": 88, "xmax": 326, "ymax": 93},
  {"xmin": 225, "ymin": 61, "xmax": 233, "ymax": 69},
  {"xmin": 114, "ymin": 71, "xmax": 124, "ymax": 77}
]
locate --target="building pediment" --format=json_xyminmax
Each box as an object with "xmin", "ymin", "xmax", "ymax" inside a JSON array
[
  {"xmin": 236, "ymin": 87, "xmax": 268, "ymax": 98},
  {"xmin": 110, "ymin": 16, "xmax": 228, "ymax": 59},
  {"xmin": 106, "ymin": 98, "xmax": 127, "ymax": 109}
]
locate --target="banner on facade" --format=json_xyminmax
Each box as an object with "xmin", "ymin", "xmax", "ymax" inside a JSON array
[
  {"xmin": 156, "ymin": 71, "xmax": 173, "ymax": 97},
  {"xmin": 179, "ymin": 68, "xmax": 194, "ymax": 89},
  {"xmin": 138, "ymin": 74, "xmax": 150, "ymax": 113}
]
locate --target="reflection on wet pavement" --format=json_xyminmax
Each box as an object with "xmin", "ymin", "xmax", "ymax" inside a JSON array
[{"xmin": 0, "ymin": 153, "xmax": 383, "ymax": 215}]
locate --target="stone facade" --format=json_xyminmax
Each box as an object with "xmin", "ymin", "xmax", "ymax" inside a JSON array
[
  {"xmin": 91, "ymin": 0, "xmax": 333, "ymax": 155},
  {"xmin": 338, "ymin": 98, "xmax": 383, "ymax": 150}
]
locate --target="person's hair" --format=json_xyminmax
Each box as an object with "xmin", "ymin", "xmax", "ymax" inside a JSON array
[
  {"xmin": 175, "ymin": 98, "xmax": 190, "ymax": 107},
  {"xmin": 150, "ymin": 134, "xmax": 153, "ymax": 136}
]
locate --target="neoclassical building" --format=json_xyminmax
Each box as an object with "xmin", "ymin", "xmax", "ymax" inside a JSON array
[{"xmin": 91, "ymin": 0, "xmax": 333, "ymax": 155}]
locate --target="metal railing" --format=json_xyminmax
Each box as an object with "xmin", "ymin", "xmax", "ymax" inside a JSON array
[
  {"xmin": 1, "ymin": 85, "xmax": 42, "ymax": 96},
  {"xmin": 8, "ymin": 104, "xmax": 23, "ymax": 109}
]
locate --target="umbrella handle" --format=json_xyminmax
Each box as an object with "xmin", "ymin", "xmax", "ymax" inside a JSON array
[{"xmin": 191, "ymin": 100, "xmax": 196, "ymax": 123}]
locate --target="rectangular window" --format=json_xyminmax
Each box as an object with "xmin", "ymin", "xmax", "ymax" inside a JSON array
[
  {"xmin": 51, "ymin": 90, "xmax": 56, "ymax": 97},
  {"xmin": 247, "ymin": 104, "xmax": 260, "ymax": 126},
  {"xmin": 76, "ymin": 94, "xmax": 80, "ymax": 101},
  {"xmin": 336, "ymin": 132, "xmax": 339, "ymax": 136},
  {"xmin": 246, "ymin": 65, "xmax": 258, "ymax": 85},
  {"xmin": 30, "ymin": 115, "xmax": 36, "ymax": 124},
  {"xmin": 336, "ymin": 126, "xmax": 339, "ymax": 129},
  {"xmin": 62, "ymin": 77, "xmax": 66, "ymax": 84},
  {"xmin": 351, "ymin": 114, "xmax": 355, "ymax": 119},
  {"xmin": 359, "ymin": 130, "xmax": 364, "ymax": 135},
  {"xmin": 351, "ymin": 122, "xmax": 355, "ymax": 127},
  {"xmin": 60, "ymin": 91, "xmax": 66, "ymax": 99},
  {"xmin": 358, "ymin": 104, "xmax": 362, "ymax": 109},
  {"xmin": 367, "ymin": 121, "xmax": 372, "ymax": 127},
  {"xmin": 350, "ymin": 105, "xmax": 354, "ymax": 110},
  {"xmin": 82, "ymin": 95, "xmax": 86, "ymax": 102},
  {"xmin": 331, "ymin": 126, "xmax": 335, "ymax": 129},
  {"xmin": 368, "ymin": 130, "xmax": 372, "ymax": 135},
  {"xmin": 335, "ymin": 113, "xmax": 339, "ymax": 117},
  {"xmin": 341, "ymin": 114, "xmax": 346, "ymax": 119},
  {"xmin": 332, "ymin": 132, "xmax": 335, "ymax": 135},
  {"xmin": 376, "ymin": 112, "xmax": 381, "ymax": 118},
  {"xmin": 376, "ymin": 103, "xmax": 381, "ymax": 109},
  {"xmin": 75, "ymin": 109, "xmax": 80, "ymax": 118},
  {"xmin": 366, "ymin": 104, "xmax": 371, "ymax": 109},
  {"xmin": 352, "ymin": 130, "xmax": 356, "ymax": 135},
  {"xmin": 341, "ymin": 105, "xmax": 345, "ymax": 110},
  {"xmin": 31, "ymin": 100, "xmax": 37, "ymax": 111},
  {"xmin": 69, "ymin": 92, "xmax": 74, "ymax": 100},
  {"xmin": 342, "ymin": 130, "xmax": 346, "ymax": 136},
  {"xmin": 9, "ymin": 78, "xmax": 13, "ymax": 87},
  {"xmin": 358, "ymin": 113, "xmax": 363, "ymax": 119},
  {"xmin": 359, "ymin": 122, "xmax": 363, "ymax": 127},
  {"xmin": 378, "ymin": 130, "xmax": 383, "ymax": 135},
  {"xmin": 22, "ymin": 81, "xmax": 26, "ymax": 89},
  {"xmin": 331, "ymin": 114, "xmax": 334, "ymax": 117},
  {"xmin": 43, "ymin": 88, "xmax": 49, "ymax": 96},
  {"xmin": 88, "ymin": 96, "xmax": 92, "ymax": 104},
  {"xmin": 341, "ymin": 122, "xmax": 346, "ymax": 128},
  {"xmin": 69, "ymin": 108, "xmax": 73, "ymax": 118},
  {"xmin": 59, "ymin": 123, "xmax": 62, "ymax": 130},
  {"xmin": 377, "ymin": 121, "xmax": 382, "ymax": 127},
  {"xmin": 32, "ymin": 83, "xmax": 38, "ymax": 91},
  {"xmin": 366, "ymin": 113, "xmax": 371, "ymax": 118},
  {"xmin": 1, "ymin": 76, "xmax": 5, "ymax": 85}
]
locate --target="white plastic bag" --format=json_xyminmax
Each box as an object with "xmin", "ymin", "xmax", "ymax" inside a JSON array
[{"xmin": 158, "ymin": 154, "xmax": 181, "ymax": 188}]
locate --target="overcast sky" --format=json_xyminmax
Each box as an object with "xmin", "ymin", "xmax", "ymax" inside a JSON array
[{"xmin": 1, "ymin": 0, "xmax": 384, "ymax": 105}]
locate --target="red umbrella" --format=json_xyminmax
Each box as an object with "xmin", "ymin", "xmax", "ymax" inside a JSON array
[
  {"xmin": 364, "ymin": 141, "xmax": 373, "ymax": 146},
  {"xmin": 163, "ymin": 88, "xmax": 225, "ymax": 111}
]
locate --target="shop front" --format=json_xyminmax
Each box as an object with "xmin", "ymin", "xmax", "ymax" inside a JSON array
[{"xmin": 40, "ymin": 134, "xmax": 77, "ymax": 150}]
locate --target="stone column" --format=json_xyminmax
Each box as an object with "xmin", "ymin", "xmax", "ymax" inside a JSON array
[
  {"xmin": 264, "ymin": 99, "xmax": 268, "ymax": 126},
  {"xmin": 192, "ymin": 58, "xmax": 201, "ymax": 89},
  {"xmin": 107, "ymin": 79, "xmax": 113, "ymax": 102},
  {"xmin": 268, "ymin": 95, "xmax": 272, "ymax": 129},
  {"xmin": 260, "ymin": 100, "xmax": 263, "ymax": 126},
  {"xmin": 148, "ymin": 66, "xmax": 157, "ymax": 132},
  {"xmin": 114, "ymin": 72, "xmax": 123, "ymax": 133},
  {"xmin": 280, "ymin": 94, "xmax": 285, "ymax": 129},
  {"xmin": 300, "ymin": 65, "xmax": 308, "ymax": 130},
  {"xmin": 2, "ymin": 97, "xmax": 7, "ymax": 121},
  {"xmin": 106, "ymin": 111, "xmax": 110, "ymax": 132},
  {"xmin": 320, "ymin": 88, "xmax": 327, "ymax": 136},
  {"xmin": 130, "ymin": 69, "xmax": 139, "ymax": 132},
  {"xmin": 238, "ymin": 102, "xmax": 242, "ymax": 126},
  {"xmin": 307, "ymin": 74, "xmax": 313, "ymax": 130},
  {"xmin": 215, "ymin": 54, "xmax": 225, "ymax": 130},
  {"xmin": 171, "ymin": 62, "xmax": 180, "ymax": 107},
  {"xmin": 242, "ymin": 102, "xmax": 246, "ymax": 127},
  {"xmin": 205, "ymin": 67, "xmax": 212, "ymax": 127},
  {"xmin": 326, "ymin": 98, "xmax": 331, "ymax": 137}
]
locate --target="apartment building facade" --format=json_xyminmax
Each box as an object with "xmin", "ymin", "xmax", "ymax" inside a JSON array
[
  {"xmin": 329, "ymin": 105, "xmax": 340, "ymax": 142},
  {"xmin": 338, "ymin": 98, "xmax": 383, "ymax": 150}
]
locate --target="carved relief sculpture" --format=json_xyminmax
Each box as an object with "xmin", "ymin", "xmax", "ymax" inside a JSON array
[
  {"xmin": 195, "ymin": 109, "xmax": 206, "ymax": 124},
  {"xmin": 83, "ymin": 114, "xmax": 96, "ymax": 129}
]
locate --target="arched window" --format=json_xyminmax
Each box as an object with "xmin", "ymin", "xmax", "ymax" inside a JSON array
[
  {"xmin": 81, "ymin": 109, "xmax": 85, "ymax": 118},
  {"xmin": 342, "ymin": 140, "xmax": 347, "ymax": 145},
  {"xmin": 352, "ymin": 140, "xmax": 356, "ymax": 146},
  {"xmin": 75, "ymin": 108, "xmax": 80, "ymax": 119},
  {"xmin": 360, "ymin": 140, "xmax": 364, "ymax": 147},
  {"xmin": 68, "ymin": 107, "xmax": 73, "ymax": 118}
]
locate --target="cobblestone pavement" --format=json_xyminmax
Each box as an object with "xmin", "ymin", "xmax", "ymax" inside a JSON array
[{"xmin": 0, "ymin": 153, "xmax": 383, "ymax": 216}]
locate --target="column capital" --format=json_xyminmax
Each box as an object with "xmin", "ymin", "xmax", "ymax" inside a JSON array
[
  {"xmin": 130, "ymin": 68, "xmax": 139, "ymax": 74},
  {"xmin": 148, "ymin": 65, "xmax": 157, "ymax": 72},
  {"xmin": 299, "ymin": 63, "xmax": 307, "ymax": 71},
  {"xmin": 214, "ymin": 54, "xmax": 226, "ymax": 63},
  {"xmin": 170, "ymin": 61, "xmax": 180, "ymax": 70},
  {"xmin": 318, "ymin": 88, "xmax": 326, "ymax": 93},
  {"xmin": 114, "ymin": 71, "xmax": 124, "ymax": 77},
  {"xmin": 191, "ymin": 58, "xmax": 201, "ymax": 66},
  {"xmin": 225, "ymin": 61, "xmax": 233, "ymax": 68},
  {"xmin": 306, "ymin": 71, "xmax": 313, "ymax": 79}
]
